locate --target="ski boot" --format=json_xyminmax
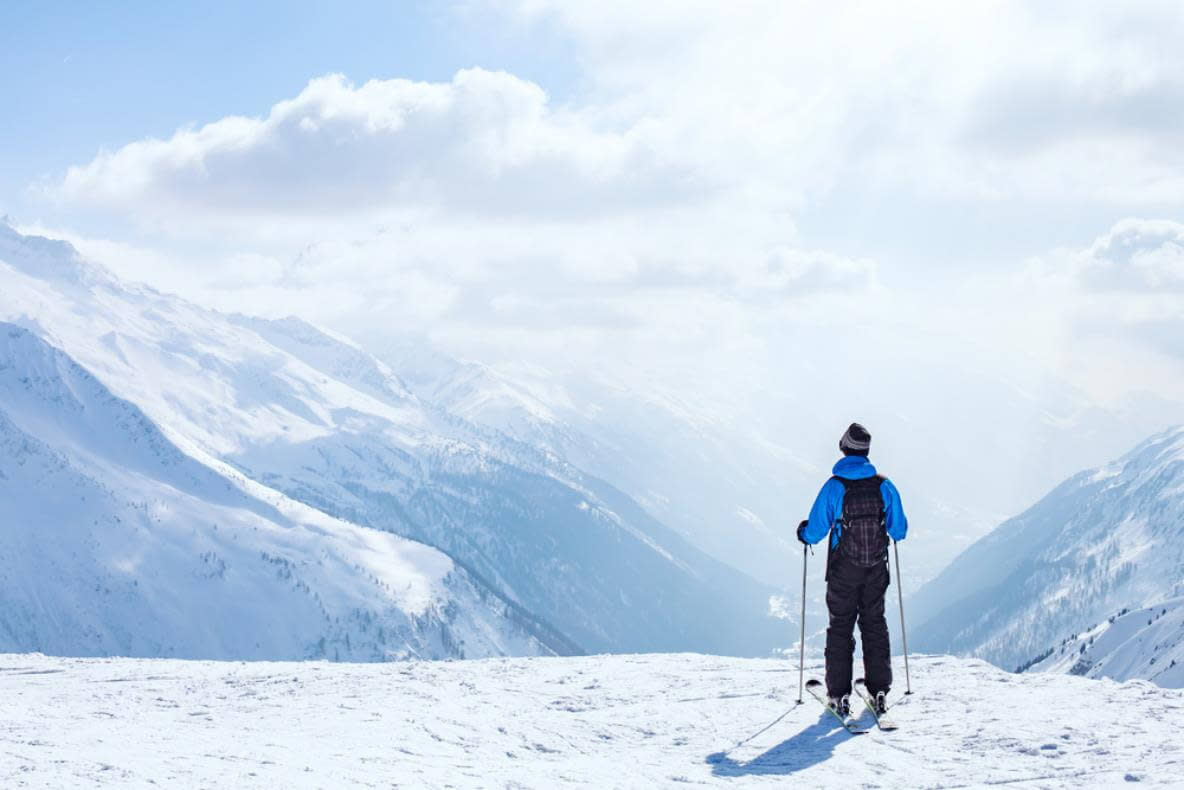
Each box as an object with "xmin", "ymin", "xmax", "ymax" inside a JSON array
[{"xmin": 827, "ymin": 695, "xmax": 851, "ymax": 718}]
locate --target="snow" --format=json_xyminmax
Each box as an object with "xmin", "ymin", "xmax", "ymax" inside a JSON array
[
  {"xmin": 0, "ymin": 322, "xmax": 557, "ymax": 661},
  {"xmin": 1030, "ymin": 598, "xmax": 1184, "ymax": 688},
  {"xmin": 912, "ymin": 425, "xmax": 1184, "ymax": 686},
  {"xmin": 1, "ymin": 222, "xmax": 791, "ymax": 658},
  {"xmin": 0, "ymin": 652, "xmax": 1179, "ymax": 788}
]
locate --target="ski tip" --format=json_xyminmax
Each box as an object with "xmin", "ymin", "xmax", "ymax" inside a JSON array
[
  {"xmin": 805, "ymin": 679, "xmax": 823, "ymax": 689},
  {"xmin": 854, "ymin": 677, "xmax": 865, "ymax": 686}
]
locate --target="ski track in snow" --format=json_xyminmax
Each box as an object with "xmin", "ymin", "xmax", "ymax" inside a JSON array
[{"xmin": 0, "ymin": 653, "xmax": 1178, "ymax": 789}]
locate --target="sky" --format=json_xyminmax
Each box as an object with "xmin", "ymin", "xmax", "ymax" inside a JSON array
[{"xmin": 3, "ymin": 1, "xmax": 1183, "ymax": 451}]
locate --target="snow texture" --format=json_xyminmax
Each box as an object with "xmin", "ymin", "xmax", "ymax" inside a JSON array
[
  {"xmin": 912, "ymin": 425, "xmax": 1184, "ymax": 686},
  {"xmin": 0, "ymin": 323, "xmax": 558, "ymax": 660},
  {"xmin": 0, "ymin": 652, "xmax": 1179, "ymax": 788},
  {"xmin": 1027, "ymin": 597, "xmax": 1184, "ymax": 688}
]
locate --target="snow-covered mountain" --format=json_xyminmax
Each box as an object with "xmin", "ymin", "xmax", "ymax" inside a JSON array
[
  {"xmin": 384, "ymin": 341, "xmax": 815, "ymax": 587},
  {"xmin": 0, "ymin": 223, "xmax": 782, "ymax": 656},
  {"xmin": 381, "ymin": 331, "xmax": 1179, "ymax": 598},
  {"xmin": 0, "ymin": 323, "xmax": 561, "ymax": 659},
  {"xmin": 1020, "ymin": 598, "xmax": 1184, "ymax": 687},
  {"xmin": 911, "ymin": 425, "xmax": 1184, "ymax": 685},
  {"xmin": 383, "ymin": 342, "xmax": 992, "ymax": 596},
  {"xmin": 3, "ymin": 651, "xmax": 1180, "ymax": 787}
]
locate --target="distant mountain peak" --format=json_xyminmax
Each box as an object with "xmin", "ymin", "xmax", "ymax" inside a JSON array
[{"xmin": 0, "ymin": 223, "xmax": 111, "ymax": 287}]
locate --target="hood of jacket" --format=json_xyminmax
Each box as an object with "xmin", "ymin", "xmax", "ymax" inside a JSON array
[{"xmin": 832, "ymin": 455, "xmax": 878, "ymax": 480}]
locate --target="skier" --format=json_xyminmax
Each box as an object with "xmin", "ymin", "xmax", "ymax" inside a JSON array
[{"xmin": 797, "ymin": 422, "xmax": 907, "ymax": 719}]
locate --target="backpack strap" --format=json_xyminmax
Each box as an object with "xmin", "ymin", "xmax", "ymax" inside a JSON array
[{"xmin": 825, "ymin": 476, "xmax": 839, "ymax": 581}]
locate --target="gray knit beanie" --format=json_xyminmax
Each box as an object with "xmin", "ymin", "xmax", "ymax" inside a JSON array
[{"xmin": 839, "ymin": 422, "xmax": 871, "ymax": 456}]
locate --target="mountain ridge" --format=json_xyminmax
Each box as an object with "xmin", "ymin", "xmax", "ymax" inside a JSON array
[
  {"xmin": 0, "ymin": 321, "xmax": 565, "ymax": 660},
  {"xmin": 912, "ymin": 424, "xmax": 1184, "ymax": 685},
  {"xmin": 0, "ymin": 222, "xmax": 782, "ymax": 657}
]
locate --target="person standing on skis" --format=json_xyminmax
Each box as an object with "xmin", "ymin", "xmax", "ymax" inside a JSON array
[{"xmin": 796, "ymin": 422, "xmax": 907, "ymax": 718}]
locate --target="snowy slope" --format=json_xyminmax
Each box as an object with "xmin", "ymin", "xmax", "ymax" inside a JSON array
[
  {"xmin": 912, "ymin": 425, "xmax": 1184, "ymax": 683},
  {"xmin": 0, "ymin": 323, "xmax": 560, "ymax": 660},
  {"xmin": 1023, "ymin": 598, "xmax": 1184, "ymax": 688},
  {"xmin": 0, "ymin": 223, "xmax": 781, "ymax": 656},
  {"xmin": 384, "ymin": 342, "xmax": 817, "ymax": 588},
  {"xmin": 1, "ymin": 651, "xmax": 1179, "ymax": 788},
  {"xmin": 224, "ymin": 317, "xmax": 783, "ymax": 655}
]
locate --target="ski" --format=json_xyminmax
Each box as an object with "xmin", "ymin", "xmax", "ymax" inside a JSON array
[
  {"xmin": 804, "ymin": 679, "xmax": 867, "ymax": 734},
  {"xmin": 853, "ymin": 678, "xmax": 898, "ymax": 731}
]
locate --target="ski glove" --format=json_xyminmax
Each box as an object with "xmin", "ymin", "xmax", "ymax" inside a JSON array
[{"xmin": 796, "ymin": 519, "xmax": 809, "ymax": 545}]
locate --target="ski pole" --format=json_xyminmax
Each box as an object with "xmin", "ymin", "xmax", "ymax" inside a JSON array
[
  {"xmin": 893, "ymin": 541, "xmax": 912, "ymax": 695},
  {"xmin": 797, "ymin": 543, "xmax": 808, "ymax": 705}
]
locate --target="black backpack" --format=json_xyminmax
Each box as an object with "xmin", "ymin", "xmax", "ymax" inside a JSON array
[{"xmin": 831, "ymin": 475, "xmax": 888, "ymax": 568}]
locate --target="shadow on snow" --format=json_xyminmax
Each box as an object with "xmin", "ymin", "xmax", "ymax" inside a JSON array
[{"xmin": 705, "ymin": 710, "xmax": 863, "ymax": 778}]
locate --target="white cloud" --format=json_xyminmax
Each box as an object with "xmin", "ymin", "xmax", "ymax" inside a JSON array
[
  {"xmin": 42, "ymin": 62, "xmax": 883, "ymax": 345},
  {"xmin": 1023, "ymin": 219, "xmax": 1184, "ymax": 306},
  {"xmin": 501, "ymin": 0, "xmax": 1184, "ymax": 204},
  {"xmin": 32, "ymin": 53, "xmax": 876, "ymax": 346},
  {"xmin": 41, "ymin": 3, "xmax": 1184, "ymax": 243},
  {"xmin": 52, "ymin": 69, "xmax": 697, "ymax": 221},
  {"xmin": 1012, "ymin": 219, "xmax": 1184, "ymax": 394},
  {"xmin": 1075, "ymin": 219, "xmax": 1184, "ymax": 292},
  {"xmin": 21, "ymin": 0, "xmax": 1184, "ymax": 416}
]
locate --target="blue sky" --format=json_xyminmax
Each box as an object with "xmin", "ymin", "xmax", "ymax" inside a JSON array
[
  {"xmin": 5, "ymin": 1, "xmax": 1180, "ymax": 265},
  {"xmin": 2, "ymin": 1, "xmax": 1182, "ymax": 417},
  {"xmin": 0, "ymin": 1, "xmax": 578, "ymax": 202}
]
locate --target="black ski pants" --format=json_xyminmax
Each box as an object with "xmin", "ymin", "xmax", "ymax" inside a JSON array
[{"xmin": 825, "ymin": 555, "xmax": 892, "ymax": 698}]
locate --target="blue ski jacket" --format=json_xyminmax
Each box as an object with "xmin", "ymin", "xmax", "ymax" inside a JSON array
[{"xmin": 799, "ymin": 456, "xmax": 908, "ymax": 548}]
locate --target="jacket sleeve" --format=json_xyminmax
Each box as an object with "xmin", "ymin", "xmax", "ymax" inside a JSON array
[
  {"xmin": 801, "ymin": 478, "xmax": 842, "ymax": 546},
  {"xmin": 881, "ymin": 478, "xmax": 908, "ymax": 542}
]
